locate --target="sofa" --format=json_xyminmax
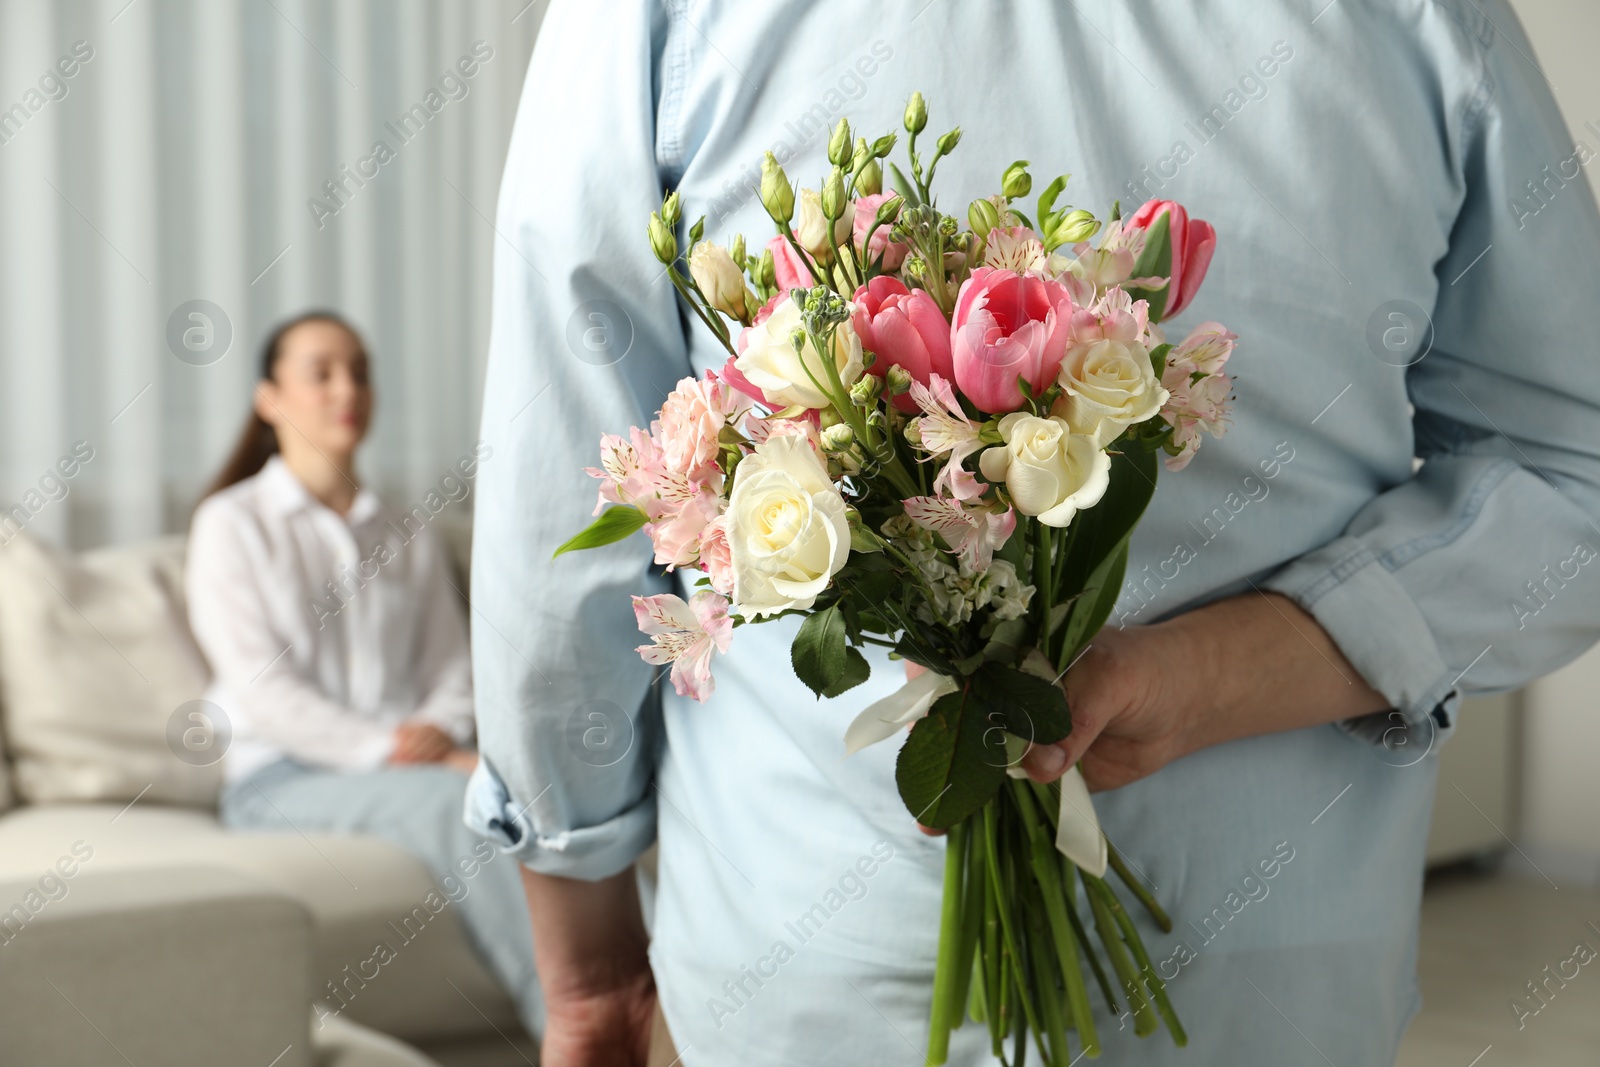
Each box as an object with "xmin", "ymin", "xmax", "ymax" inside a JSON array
[{"xmin": 0, "ymin": 528, "xmax": 538, "ymax": 1067}]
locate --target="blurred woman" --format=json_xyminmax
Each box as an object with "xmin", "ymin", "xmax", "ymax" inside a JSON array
[{"xmin": 186, "ymin": 310, "xmax": 542, "ymax": 1040}]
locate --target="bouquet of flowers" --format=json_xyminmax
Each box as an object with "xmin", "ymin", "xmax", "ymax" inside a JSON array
[{"xmin": 557, "ymin": 93, "xmax": 1234, "ymax": 1064}]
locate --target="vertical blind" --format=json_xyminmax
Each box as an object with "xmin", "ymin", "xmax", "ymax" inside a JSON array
[{"xmin": 0, "ymin": 0, "xmax": 542, "ymax": 549}]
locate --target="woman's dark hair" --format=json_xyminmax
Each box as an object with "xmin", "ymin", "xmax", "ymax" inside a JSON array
[{"xmin": 201, "ymin": 310, "xmax": 359, "ymax": 500}]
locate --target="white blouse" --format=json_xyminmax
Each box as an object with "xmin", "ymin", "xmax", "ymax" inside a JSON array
[{"xmin": 186, "ymin": 455, "xmax": 474, "ymax": 783}]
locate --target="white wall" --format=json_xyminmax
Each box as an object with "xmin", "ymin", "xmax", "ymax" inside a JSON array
[{"xmin": 1506, "ymin": 0, "xmax": 1600, "ymax": 874}]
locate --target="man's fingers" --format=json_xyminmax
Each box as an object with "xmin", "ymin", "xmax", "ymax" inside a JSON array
[{"xmin": 1020, "ymin": 741, "xmax": 1068, "ymax": 781}]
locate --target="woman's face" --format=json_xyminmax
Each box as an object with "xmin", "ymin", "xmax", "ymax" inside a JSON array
[{"xmin": 255, "ymin": 320, "xmax": 372, "ymax": 460}]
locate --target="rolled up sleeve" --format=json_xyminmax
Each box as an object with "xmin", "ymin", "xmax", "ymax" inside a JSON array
[
  {"xmin": 465, "ymin": 0, "xmax": 689, "ymax": 880},
  {"xmin": 1266, "ymin": 5, "xmax": 1600, "ymax": 733}
]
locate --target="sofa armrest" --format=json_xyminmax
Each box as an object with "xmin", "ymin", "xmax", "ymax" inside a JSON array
[{"xmin": 0, "ymin": 865, "xmax": 314, "ymax": 1067}]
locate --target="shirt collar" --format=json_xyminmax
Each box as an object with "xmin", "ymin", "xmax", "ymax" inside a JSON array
[{"xmin": 259, "ymin": 454, "xmax": 382, "ymax": 525}]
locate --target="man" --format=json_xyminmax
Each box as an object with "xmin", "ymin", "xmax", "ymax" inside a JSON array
[{"xmin": 467, "ymin": 1, "xmax": 1600, "ymax": 1063}]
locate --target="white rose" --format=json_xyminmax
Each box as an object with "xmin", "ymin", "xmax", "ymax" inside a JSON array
[
  {"xmin": 734, "ymin": 295, "xmax": 863, "ymax": 410},
  {"xmin": 978, "ymin": 413, "xmax": 1110, "ymax": 528},
  {"xmin": 728, "ymin": 434, "xmax": 850, "ymax": 617},
  {"xmin": 1053, "ymin": 339, "xmax": 1169, "ymax": 446},
  {"xmin": 688, "ymin": 241, "xmax": 752, "ymax": 320},
  {"xmin": 794, "ymin": 187, "xmax": 855, "ymax": 259}
]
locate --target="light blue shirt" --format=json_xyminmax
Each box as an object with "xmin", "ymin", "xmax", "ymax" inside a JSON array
[{"xmin": 465, "ymin": 2, "xmax": 1600, "ymax": 1063}]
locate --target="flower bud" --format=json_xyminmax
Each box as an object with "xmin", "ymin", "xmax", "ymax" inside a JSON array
[
  {"xmin": 936, "ymin": 127, "xmax": 962, "ymax": 157},
  {"xmin": 857, "ymin": 158, "xmax": 882, "ymax": 196},
  {"xmin": 760, "ymin": 152, "xmax": 795, "ymax": 225},
  {"xmin": 661, "ymin": 191, "xmax": 682, "ymax": 227},
  {"xmin": 1001, "ymin": 160, "xmax": 1032, "ymax": 199},
  {"xmin": 828, "ymin": 118, "xmax": 852, "ymax": 167},
  {"xmin": 872, "ymin": 133, "xmax": 897, "ymax": 158},
  {"xmin": 797, "ymin": 187, "xmax": 852, "ymax": 258},
  {"xmin": 1051, "ymin": 208, "xmax": 1101, "ymax": 245},
  {"xmin": 648, "ymin": 212, "xmax": 677, "ymax": 265},
  {"xmin": 849, "ymin": 374, "xmax": 882, "ymax": 407},
  {"xmin": 688, "ymin": 216, "xmax": 704, "ymax": 245},
  {"xmin": 938, "ymin": 215, "xmax": 958, "ymax": 238},
  {"xmin": 821, "ymin": 168, "xmax": 847, "ymax": 221},
  {"xmin": 756, "ymin": 248, "xmax": 776, "ymax": 290},
  {"xmin": 688, "ymin": 241, "xmax": 751, "ymax": 320},
  {"xmin": 851, "ymin": 137, "xmax": 872, "ymax": 174},
  {"xmin": 968, "ymin": 198, "xmax": 1001, "ymax": 237},
  {"xmin": 874, "ymin": 194, "xmax": 903, "ymax": 228},
  {"xmin": 885, "ymin": 364, "xmax": 913, "ymax": 396},
  {"xmin": 904, "ymin": 92, "xmax": 927, "ymax": 135},
  {"xmin": 821, "ymin": 423, "xmax": 855, "ymax": 453},
  {"xmin": 730, "ymin": 233, "xmax": 747, "ymax": 267}
]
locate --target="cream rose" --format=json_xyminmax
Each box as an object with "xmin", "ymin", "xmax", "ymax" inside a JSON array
[
  {"xmin": 794, "ymin": 187, "xmax": 855, "ymax": 259},
  {"xmin": 734, "ymin": 295, "xmax": 863, "ymax": 410},
  {"xmin": 727, "ymin": 433, "xmax": 850, "ymax": 617},
  {"xmin": 1053, "ymin": 339, "xmax": 1169, "ymax": 447},
  {"xmin": 688, "ymin": 241, "xmax": 752, "ymax": 320},
  {"xmin": 978, "ymin": 413, "xmax": 1110, "ymax": 527}
]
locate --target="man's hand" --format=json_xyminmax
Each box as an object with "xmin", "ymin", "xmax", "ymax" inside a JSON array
[
  {"xmin": 391, "ymin": 722, "xmax": 455, "ymax": 764},
  {"xmin": 1020, "ymin": 591, "xmax": 1388, "ymax": 792},
  {"xmin": 524, "ymin": 866, "xmax": 656, "ymax": 1067}
]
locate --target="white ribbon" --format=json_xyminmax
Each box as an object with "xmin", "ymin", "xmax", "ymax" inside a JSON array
[{"xmin": 843, "ymin": 671, "xmax": 1107, "ymax": 877}]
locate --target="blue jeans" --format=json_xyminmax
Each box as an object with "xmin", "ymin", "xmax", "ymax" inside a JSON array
[{"xmin": 220, "ymin": 759, "xmax": 543, "ymax": 1039}]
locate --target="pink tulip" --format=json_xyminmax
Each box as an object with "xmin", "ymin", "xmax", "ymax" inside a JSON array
[
  {"xmin": 851, "ymin": 193, "xmax": 909, "ymax": 271},
  {"xmin": 949, "ymin": 267, "xmax": 1075, "ymax": 414},
  {"xmin": 1125, "ymin": 199, "xmax": 1216, "ymax": 319},
  {"xmin": 851, "ymin": 276, "xmax": 954, "ymax": 412},
  {"xmin": 765, "ymin": 235, "xmax": 816, "ymax": 293}
]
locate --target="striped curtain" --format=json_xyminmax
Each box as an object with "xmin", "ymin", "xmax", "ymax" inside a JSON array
[{"xmin": 0, "ymin": 0, "xmax": 542, "ymax": 549}]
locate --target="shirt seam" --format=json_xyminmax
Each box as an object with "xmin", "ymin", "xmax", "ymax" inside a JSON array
[
  {"xmin": 1376, "ymin": 456, "xmax": 1518, "ymax": 570},
  {"xmin": 656, "ymin": 0, "xmax": 692, "ymax": 185}
]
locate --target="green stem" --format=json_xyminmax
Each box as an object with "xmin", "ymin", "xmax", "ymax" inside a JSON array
[
  {"xmin": 1033, "ymin": 522, "xmax": 1055, "ymax": 647},
  {"xmin": 1082, "ymin": 872, "xmax": 1157, "ymax": 1037},
  {"xmin": 982, "ymin": 864, "xmax": 1004, "ymax": 1054},
  {"xmin": 954, "ymin": 815, "xmax": 986, "ymax": 1024},
  {"xmin": 1010, "ymin": 781, "xmax": 1099, "ymax": 1059},
  {"xmin": 1099, "ymin": 876, "xmax": 1189, "ymax": 1048},
  {"xmin": 1059, "ymin": 851, "xmax": 1119, "ymax": 1016},
  {"xmin": 927, "ymin": 821, "xmax": 968, "ymax": 1065},
  {"xmin": 1107, "ymin": 845, "xmax": 1172, "ymax": 934},
  {"xmin": 983, "ymin": 802, "xmax": 1044, "ymax": 1051},
  {"xmin": 1021, "ymin": 877, "xmax": 1072, "ymax": 1065}
]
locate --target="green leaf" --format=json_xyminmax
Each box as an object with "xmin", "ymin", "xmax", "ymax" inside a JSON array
[
  {"xmin": 1054, "ymin": 446, "xmax": 1157, "ymax": 659},
  {"xmin": 1036, "ymin": 174, "xmax": 1068, "ymax": 226},
  {"xmin": 1149, "ymin": 342, "xmax": 1172, "ymax": 379},
  {"xmin": 551, "ymin": 506, "xmax": 649, "ymax": 558},
  {"xmin": 895, "ymin": 689, "xmax": 1007, "ymax": 829},
  {"xmin": 1058, "ymin": 541, "xmax": 1129, "ymax": 664},
  {"xmin": 1058, "ymin": 445, "xmax": 1157, "ymax": 597},
  {"xmin": 1127, "ymin": 211, "xmax": 1172, "ymax": 323},
  {"xmin": 821, "ymin": 646, "xmax": 871, "ymax": 698},
  {"xmin": 791, "ymin": 605, "xmax": 848, "ymax": 696},
  {"xmin": 888, "ymin": 161, "xmax": 922, "ymax": 207},
  {"xmin": 973, "ymin": 662, "xmax": 1071, "ymax": 745}
]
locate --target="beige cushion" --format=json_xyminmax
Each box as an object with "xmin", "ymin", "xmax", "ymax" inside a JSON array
[
  {"xmin": 0, "ymin": 803, "xmax": 520, "ymax": 1043},
  {"xmin": 0, "ymin": 533, "xmax": 215, "ymax": 806}
]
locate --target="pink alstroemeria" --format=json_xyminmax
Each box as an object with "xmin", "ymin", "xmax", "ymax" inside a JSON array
[
  {"xmin": 982, "ymin": 227, "xmax": 1049, "ymax": 274},
  {"xmin": 908, "ymin": 374, "xmax": 984, "ymax": 498},
  {"xmin": 1160, "ymin": 321, "xmax": 1236, "ymax": 471},
  {"xmin": 902, "ymin": 495, "xmax": 1017, "ymax": 572},
  {"xmin": 1066, "ymin": 287, "xmax": 1156, "ymax": 353},
  {"xmin": 633, "ymin": 590, "xmax": 733, "ymax": 702}
]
